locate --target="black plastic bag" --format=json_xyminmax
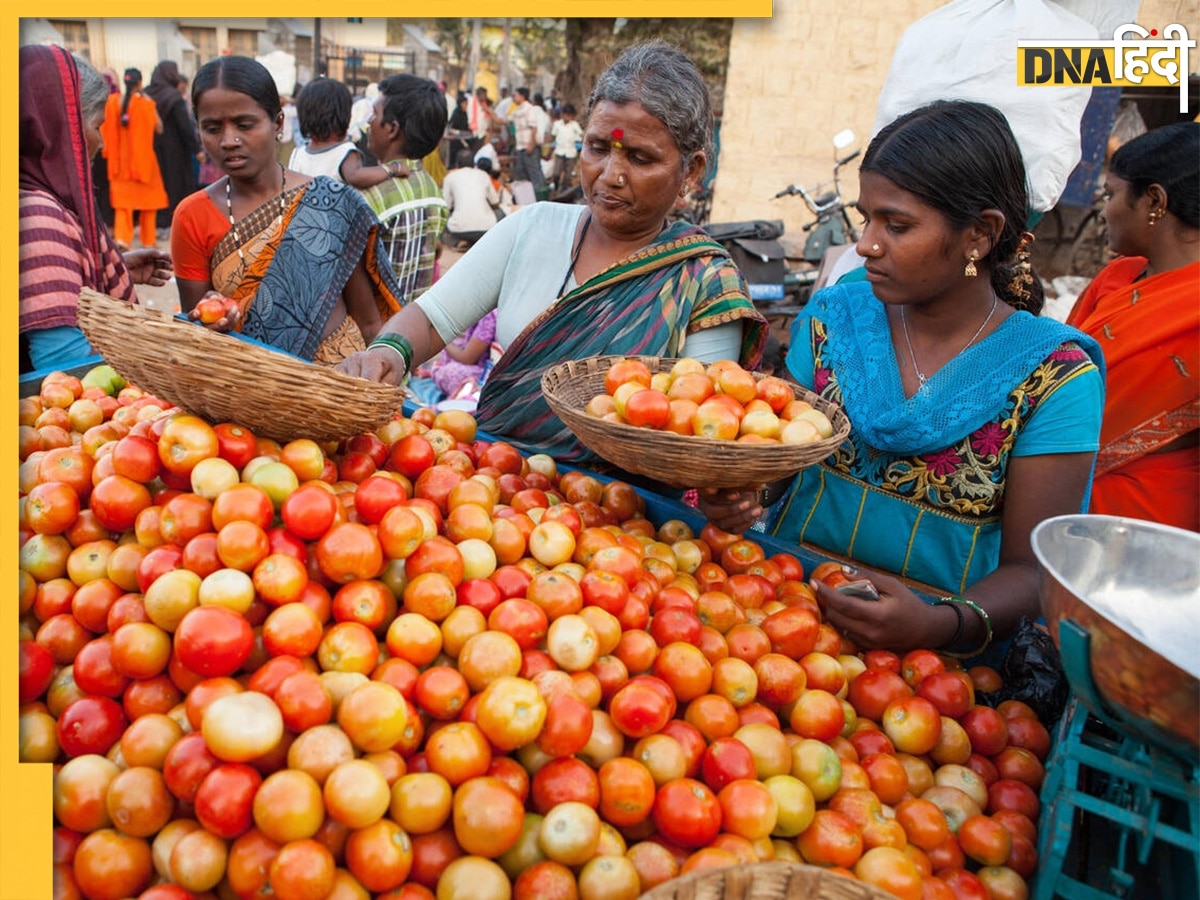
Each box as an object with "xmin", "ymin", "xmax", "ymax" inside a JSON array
[{"xmin": 980, "ymin": 617, "xmax": 1070, "ymax": 727}]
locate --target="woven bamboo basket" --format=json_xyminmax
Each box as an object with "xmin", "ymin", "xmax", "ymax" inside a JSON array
[
  {"xmin": 540, "ymin": 356, "xmax": 850, "ymax": 489},
  {"xmin": 77, "ymin": 288, "xmax": 406, "ymax": 443},
  {"xmin": 638, "ymin": 862, "xmax": 896, "ymax": 899}
]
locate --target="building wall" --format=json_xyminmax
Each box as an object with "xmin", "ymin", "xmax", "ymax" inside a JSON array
[{"xmin": 711, "ymin": 0, "xmax": 1197, "ymax": 238}]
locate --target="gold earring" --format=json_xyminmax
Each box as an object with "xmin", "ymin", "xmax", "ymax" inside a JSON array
[
  {"xmin": 964, "ymin": 250, "xmax": 979, "ymax": 278},
  {"xmin": 1148, "ymin": 208, "xmax": 1164, "ymax": 226}
]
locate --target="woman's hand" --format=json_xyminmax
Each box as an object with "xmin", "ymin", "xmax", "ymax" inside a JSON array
[
  {"xmin": 337, "ymin": 346, "xmax": 406, "ymax": 385},
  {"xmin": 123, "ymin": 248, "xmax": 173, "ymax": 287},
  {"xmin": 812, "ymin": 566, "xmax": 958, "ymax": 653},
  {"xmin": 697, "ymin": 487, "xmax": 765, "ymax": 535},
  {"xmin": 186, "ymin": 291, "xmax": 241, "ymax": 332}
]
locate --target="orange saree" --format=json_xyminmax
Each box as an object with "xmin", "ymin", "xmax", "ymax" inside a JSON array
[{"xmin": 1068, "ymin": 257, "xmax": 1200, "ymax": 530}]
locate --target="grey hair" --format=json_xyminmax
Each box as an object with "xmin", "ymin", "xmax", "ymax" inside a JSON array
[
  {"xmin": 73, "ymin": 54, "xmax": 108, "ymax": 123},
  {"xmin": 586, "ymin": 40, "xmax": 713, "ymax": 173}
]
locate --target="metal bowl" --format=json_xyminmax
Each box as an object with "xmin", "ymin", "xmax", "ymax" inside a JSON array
[{"xmin": 1031, "ymin": 515, "xmax": 1200, "ymax": 757}]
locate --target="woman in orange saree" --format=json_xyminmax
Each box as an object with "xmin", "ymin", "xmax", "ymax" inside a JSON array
[{"xmin": 1067, "ymin": 122, "xmax": 1199, "ymax": 531}]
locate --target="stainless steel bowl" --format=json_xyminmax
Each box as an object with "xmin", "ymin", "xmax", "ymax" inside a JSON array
[{"xmin": 1031, "ymin": 515, "xmax": 1199, "ymax": 756}]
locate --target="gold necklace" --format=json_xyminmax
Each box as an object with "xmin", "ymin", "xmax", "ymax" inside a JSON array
[
  {"xmin": 226, "ymin": 164, "xmax": 287, "ymax": 262},
  {"xmin": 900, "ymin": 293, "xmax": 998, "ymax": 388}
]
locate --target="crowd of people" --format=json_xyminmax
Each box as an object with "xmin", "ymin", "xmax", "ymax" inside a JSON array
[{"xmin": 18, "ymin": 38, "xmax": 1198, "ymax": 663}]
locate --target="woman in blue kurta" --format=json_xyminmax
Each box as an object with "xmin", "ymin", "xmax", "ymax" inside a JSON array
[{"xmin": 702, "ymin": 101, "xmax": 1104, "ymax": 659}]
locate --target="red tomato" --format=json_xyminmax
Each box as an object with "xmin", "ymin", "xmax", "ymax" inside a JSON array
[
  {"xmin": 960, "ymin": 706, "xmax": 1009, "ymax": 757},
  {"xmin": 174, "ymin": 606, "xmax": 255, "ymax": 677},
  {"xmin": 652, "ymin": 778, "xmax": 722, "ymax": 849},
  {"xmin": 193, "ymin": 763, "xmax": 262, "ymax": 839},
  {"xmin": 700, "ymin": 736, "xmax": 758, "ymax": 793},
  {"xmin": 157, "ymin": 414, "xmax": 220, "ymax": 476},
  {"xmin": 916, "ymin": 670, "xmax": 975, "ymax": 719},
  {"xmin": 354, "ymin": 474, "xmax": 410, "ymax": 525},
  {"xmin": 847, "ymin": 667, "xmax": 913, "ymax": 722},
  {"xmin": 280, "ymin": 483, "xmax": 341, "ymax": 540},
  {"xmin": 57, "ymin": 696, "xmax": 127, "ymax": 758},
  {"xmin": 880, "ymin": 695, "xmax": 943, "ymax": 756},
  {"xmin": 213, "ymin": 423, "xmax": 259, "ymax": 468},
  {"xmin": 19, "ymin": 639, "xmax": 55, "ymax": 704},
  {"xmin": 608, "ymin": 675, "xmax": 676, "ymax": 738}
]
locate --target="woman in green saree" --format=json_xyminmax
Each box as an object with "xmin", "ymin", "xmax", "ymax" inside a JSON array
[{"xmin": 339, "ymin": 41, "xmax": 767, "ymax": 462}]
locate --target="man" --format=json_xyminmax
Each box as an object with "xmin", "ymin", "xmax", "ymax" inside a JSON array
[
  {"xmin": 509, "ymin": 86, "xmax": 545, "ymax": 191},
  {"xmin": 349, "ymin": 83, "xmax": 380, "ymax": 164},
  {"xmin": 467, "ymin": 86, "xmax": 492, "ymax": 142},
  {"xmin": 442, "ymin": 150, "xmax": 501, "ymax": 249},
  {"xmin": 359, "ymin": 74, "xmax": 450, "ymax": 301}
]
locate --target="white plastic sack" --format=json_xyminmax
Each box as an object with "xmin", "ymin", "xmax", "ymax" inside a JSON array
[{"xmin": 873, "ymin": 0, "xmax": 1099, "ymax": 213}]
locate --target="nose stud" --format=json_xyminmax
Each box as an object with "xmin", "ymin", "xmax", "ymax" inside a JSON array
[
  {"xmin": 872, "ymin": 244, "xmax": 880, "ymax": 253},
  {"xmin": 616, "ymin": 174, "xmax": 626, "ymax": 186}
]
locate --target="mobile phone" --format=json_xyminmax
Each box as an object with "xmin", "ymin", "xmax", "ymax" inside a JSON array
[{"xmin": 835, "ymin": 579, "xmax": 880, "ymax": 601}]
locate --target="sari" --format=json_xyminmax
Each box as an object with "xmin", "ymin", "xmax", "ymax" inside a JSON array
[
  {"xmin": 1067, "ymin": 257, "xmax": 1200, "ymax": 530},
  {"xmin": 208, "ymin": 176, "xmax": 403, "ymax": 363},
  {"xmin": 772, "ymin": 281, "xmax": 1104, "ymax": 595},
  {"xmin": 475, "ymin": 220, "xmax": 768, "ymax": 463}
]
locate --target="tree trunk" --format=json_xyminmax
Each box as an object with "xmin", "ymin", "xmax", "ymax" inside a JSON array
[
  {"xmin": 559, "ymin": 18, "xmax": 617, "ymax": 111},
  {"xmin": 500, "ymin": 19, "xmax": 512, "ymax": 90},
  {"xmin": 466, "ymin": 18, "xmax": 482, "ymax": 89}
]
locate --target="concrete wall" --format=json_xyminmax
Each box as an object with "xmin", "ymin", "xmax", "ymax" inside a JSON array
[{"xmin": 711, "ymin": 0, "xmax": 1198, "ymax": 241}]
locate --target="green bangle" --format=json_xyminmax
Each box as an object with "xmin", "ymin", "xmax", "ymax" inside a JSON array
[
  {"xmin": 369, "ymin": 332, "xmax": 413, "ymax": 374},
  {"xmin": 934, "ymin": 595, "xmax": 993, "ymax": 658}
]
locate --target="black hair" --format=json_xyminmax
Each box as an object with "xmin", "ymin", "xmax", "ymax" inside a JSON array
[
  {"xmin": 377, "ymin": 73, "xmax": 448, "ymax": 160},
  {"xmin": 515, "ymin": 86, "xmax": 530, "ymax": 101},
  {"xmin": 1110, "ymin": 121, "xmax": 1200, "ymax": 229},
  {"xmin": 120, "ymin": 67, "xmax": 141, "ymax": 127},
  {"xmin": 295, "ymin": 77, "xmax": 351, "ymax": 142},
  {"xmin": 562, "ymin": 102, "xmax": 576, "ymax": 116},
  {"xmin": 192, "ymin": 56, "xmax": 281, "ymax": 121},
  {"xmin": 476, "ymin": 157, "xmax": 493, "ymax": 174},
  {"xmin": 455, "ymin": 149, "xmax": 475, "ymax": 168},
  {"xmin": 863, "ymin": 100, "xmax": 1042, "ymax": 313}
]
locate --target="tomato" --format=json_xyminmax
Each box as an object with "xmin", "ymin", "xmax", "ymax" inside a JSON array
[
  {"xmin": 881, "ymin": 695, "xmax": 943, "ymax": 756},
  {"xmin": 173, "ymin": 605, "xmax": 255, "ymax": 677},
  {"xmin": 316, "ymin": 522, "xmax": 384, "ymax": 584},
  {"xmin": 901, "ymin": 648, "xmax": 946, "ymax": 687},
  {"xmin": 596, "ymin": 756, "xmax": 656, "ymax": 828},
  {"xmin": 280, "ymin": 483, "xmax": 341, "ymax": 540},
  {"xmin": 960, "ymin": 705, "xmax": 1009, "ymax": 757},
  {"xmin": 987, "ymin": 777, "xmax": 1041, "ymax": 820},
  {"xmin": 423, "ymin": 721, "xmax": 492, "ymax": 786},
  {"xmin": 452, "ymin": 776, "xmax": 526, "ymax": 858},
  {"xmin": 531, "ymin": 756, "xmax": 600, "ymax": 813},
  {"xmin": 916, "ymin": 670, "xmax": 975, "ymax": 719},
  {"xmin": 73, "ymin": 829, "xmax": 153, "ymax": 900},
  {"xmin": 797, "ymin": 808, "xmax": 864, "ymax": 869},
  {"xmin": 855, "ymin": 846, "xmax": 923, "ymax": 900},
  {"xmin": 19, "ymin": 639, "xmax": 55, "ymax": 704},
  {"xmin": 789, "ymin": 688, "xmax": 846, "ymax": 743},
  {"xmin": 652, "ymin": 778, "xmax": 722, "ymax": 849},
  {"xmin": 194, "ymin": 762, "xmax": 262, "ymax": 839},
  {"xmin": 57, "ymin": 696, "xmax": 127, "ymax": 758},
  {"xmin": 269, "ymin": 838, "xmax": 336, "ymax": 900},
  {"xmin": 157, "ymin": 414, "xmax": 220, "ymax": 476},
  {"xmin": 608, "ymin": 675, "xmax": 676, "ymax": 738},
  {"xmin": 537, "ymin": 691, "xmax": 594, "ymax": 758},
  {"xmin": 717, "ymin": 779, "xmax": 778, "ymax": 841},
  {"xmin": 1005, "ymin": 715, "xmax": 1052, "ymax": 761},
  {"xmin": 847, "ymin": 667, "xmax": 912, "ymax": 722}
]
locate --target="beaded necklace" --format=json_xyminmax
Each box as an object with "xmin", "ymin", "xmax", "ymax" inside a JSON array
[{"xmin": 226, "ymin": 164, "xmax": 287, "ymax": 262}]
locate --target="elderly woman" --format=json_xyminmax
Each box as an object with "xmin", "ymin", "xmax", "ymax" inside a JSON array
[
  {"xmin": 19, "ymin": 44, "xmax": 171, "ymax": 373},
  {"xmin": 340, "ymin": 41, "xmax": 768, "ymax": 462}
]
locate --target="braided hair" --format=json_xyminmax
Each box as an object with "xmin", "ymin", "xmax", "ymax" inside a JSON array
[
  {"xmin": 120, "ymin": 67, "xmax": 142, "ymax": 127},
  {"xmin": 862, "ymin": 100, "xmax": 1044, "ymax": 314}
]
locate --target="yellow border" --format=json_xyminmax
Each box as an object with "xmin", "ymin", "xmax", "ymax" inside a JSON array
[{"xmin": 5, "ymin": 8, "xmax": 769, "ymax": 899}]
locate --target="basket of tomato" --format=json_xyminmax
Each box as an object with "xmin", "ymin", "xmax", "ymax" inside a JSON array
[
  {"xmin": 540, "ymin": 355, "xmax": 850, "ymax": 488},
  {"xmin": 77, "ymin": 288, "xmax": 406, "ymax": 443}
]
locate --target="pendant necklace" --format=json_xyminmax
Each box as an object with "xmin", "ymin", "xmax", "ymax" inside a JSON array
[
  {"xmin": 900, "ymin": 293, "xmax": 998, "ymax": 388},
  {"xmin": 226, "ymin": 163, "xmax": 287, "ymax": 262}
]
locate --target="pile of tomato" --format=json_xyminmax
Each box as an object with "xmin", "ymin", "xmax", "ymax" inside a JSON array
[{"xmin": 19, "ymin": 369, "xmax": 1052, "ymax": 900}]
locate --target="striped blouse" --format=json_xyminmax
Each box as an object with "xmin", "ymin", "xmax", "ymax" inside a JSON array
[{"xmin": 20, "ymin": 188, "xmax": 135, "ymax": 332}]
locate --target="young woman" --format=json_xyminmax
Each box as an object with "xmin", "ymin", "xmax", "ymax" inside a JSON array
[
  {"xmin": 170, "ymin": 56, "xmax": 403, "ymax": 365},
  {"xmin": 1067, "ymin": 122, "xmax": 1199, "ymax": 531},
  {"xmin": 702, "ymin": 101, "xmax": 1105, "ymax": 659},
  {"xmin": 101, "ymin": 68, "xmax": 168, "ymax": 249}
]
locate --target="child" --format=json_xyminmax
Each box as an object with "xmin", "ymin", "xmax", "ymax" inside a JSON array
[
  {"xmin": 549, "ymin": 102, "xmax": 584, "ymax": 192},
  {"xmin": 288, "ymin": 78, "xmax": 403, "ymax": 188}
]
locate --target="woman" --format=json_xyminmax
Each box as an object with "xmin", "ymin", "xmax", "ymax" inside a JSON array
[
  {"xmin": 20, "ymin": 45, "xmax": 172, "ymax": 373},
  {"xmin": 102, "ymin": 68, "xmax": 169, "ymax": 250},
  {"xmin": 170, "ymin": 56, "xmax": 403, "ymax": 365},
  {"xmin": 446, "ymin": 93, "xmax": 474, "ymax": 169},
  {"xmin": 340, "ymin": 41, "xmax": 767, "ymax": 462},
  {"xmin": 703, "ymin": 101, "xmax": 1105, "ymax": 658},
  {"xmin": 1067, "ymin": 122, "xmax": 1199, "ymax": 531},
  {"xmin": 145, "ymin": 61, "xmax": 201, "ymax": 234}
]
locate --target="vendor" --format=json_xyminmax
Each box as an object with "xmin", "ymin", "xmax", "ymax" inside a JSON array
[
  {"xmin": 702, "ymin": 101, "xmax": 1105, "ymax": 658},
  {"xmin": 339, "ymin": 40, "xmax": 767, "ymax": 463},
  {"xmin": 19, "ymin": 44, "xmax": 172, "ymax": 373},
  {"xmin": 171, "ymin": 55, "xmax": 403, "ymax": 365}
]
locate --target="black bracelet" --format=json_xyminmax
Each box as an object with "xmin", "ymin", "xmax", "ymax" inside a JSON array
[{"xmin": 936, "ymin": 598, "xmax": 966, "ymax": 647}]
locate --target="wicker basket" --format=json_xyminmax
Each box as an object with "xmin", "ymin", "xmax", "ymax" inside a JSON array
[
  {"xmin": 77, "ymin": 289, "xmax": 406, "ymax": 443},
  {"xmin": 540, "ymin": 356, "xmax": 850, "ymax": 489},
  {"xmin": 639, "ymin": 862, "xmax": 896, "ymax": 899}
]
